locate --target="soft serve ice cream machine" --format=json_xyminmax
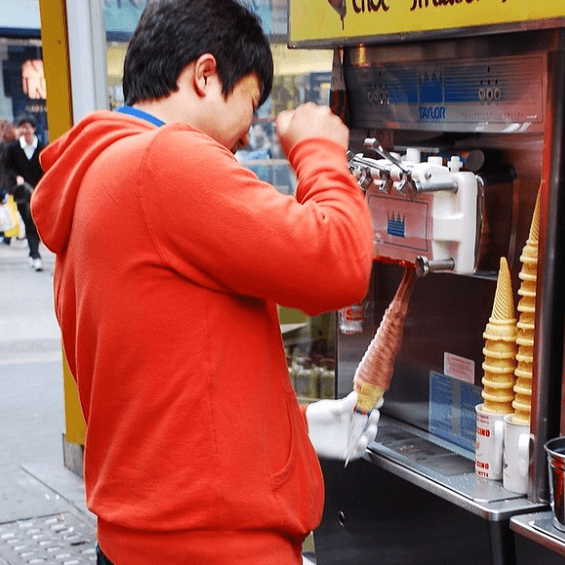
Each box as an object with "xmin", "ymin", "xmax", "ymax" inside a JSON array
[
  {"xmin": 348, "ymin": 141, "xmax": 480, "ymax": 276},
  {"xmin": 290, "ymin": 21, "xmax": 565, "ymax": 565}
]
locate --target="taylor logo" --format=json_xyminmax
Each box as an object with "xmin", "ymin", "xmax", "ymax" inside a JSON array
[
  {"xmin": 327, "ymin": 0, "xmax": 392, "ymax": 29},
  {"xmin": 419, "ymin": 106, "xmax": 447, "ymax": 120}
]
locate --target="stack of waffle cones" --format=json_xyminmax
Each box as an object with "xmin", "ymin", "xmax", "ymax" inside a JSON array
[
  {"xmin": 511, "ymin": 193, "xmax": 540, "ymax": 425},
  {"xmin": 481, "ymin": 257, "xmax": 518, "ymax": 414}
]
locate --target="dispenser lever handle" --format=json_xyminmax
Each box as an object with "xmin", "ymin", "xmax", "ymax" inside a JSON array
[{"xmin": 364, "ymin": 140, "xmax": 411, "ymax": 175}]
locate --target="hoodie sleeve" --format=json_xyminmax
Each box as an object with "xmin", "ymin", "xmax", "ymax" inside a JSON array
[{"xmin": 138, "ymin": 126, "xmax": 373, "ymax": 316}]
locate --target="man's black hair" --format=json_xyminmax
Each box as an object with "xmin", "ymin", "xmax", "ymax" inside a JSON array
[
  {"xmin": 122, "ymin": 0, "xmax": 273, "ymax": 108},
  {"xmin": 15, "ymin": 114, "xmax": 37, "ymax": 129}
]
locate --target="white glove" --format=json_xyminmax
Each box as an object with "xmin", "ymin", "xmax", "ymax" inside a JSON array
[{"xmin": 305, "ymin": 391, "xmax": 382, "ymax": 461}]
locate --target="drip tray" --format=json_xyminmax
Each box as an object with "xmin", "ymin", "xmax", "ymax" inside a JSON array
[
  {"xmin": 367, "ymin": 419, "xmax": 537, "ymax": 512},
  {"xmin": 376, "ymin": 425, "xmax": 474, "ymax": 476}
]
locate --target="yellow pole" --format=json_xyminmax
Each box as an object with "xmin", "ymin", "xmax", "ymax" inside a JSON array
[
  {"xmin": 38, "ymin": 0, "xmax": 73, "ymax": 140},
  {"xmin": 38, "ymin": 0, "xmax": 86, "ymax": 445}
]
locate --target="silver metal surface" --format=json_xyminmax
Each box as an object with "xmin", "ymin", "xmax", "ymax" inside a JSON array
[
  {"xmin": 511, "ymin": 511, "xmax": 565, "ymax": 558},
  {"xmin": 367, "ymin": 417, "xmax": 547, "ymax": 521},
  {"xmin": 415, "ymin": 257, "xmax": 455, "ymax": 277},
  {"xmin": 345, "ymin": 48, "xmax": 547, "ymax": 134}
]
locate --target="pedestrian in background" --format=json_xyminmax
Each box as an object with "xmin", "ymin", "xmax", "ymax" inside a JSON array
[
  {"xmin": 31, "ymin": 1, "xmax": 380, "ymax": 564},
  {"xmin": 0, "ymin": 119, "xmax": 18, "ymax": 244},
  {"xmin": 6, "ymin": 114, "xmax": 45, "ymax": 270}
]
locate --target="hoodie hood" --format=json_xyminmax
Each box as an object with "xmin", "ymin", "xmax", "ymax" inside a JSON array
[{"xmin": 31, "ymin": 111, "xmax": 155, "ymax": 254}]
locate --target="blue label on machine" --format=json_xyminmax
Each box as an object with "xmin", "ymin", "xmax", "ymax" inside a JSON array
[{"xmin": 428, "ymin": 371, "xmax": 482, "ymax": 452}]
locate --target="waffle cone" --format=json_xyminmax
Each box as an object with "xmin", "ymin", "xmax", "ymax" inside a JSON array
[
  {"xmin": 520, "ymin": 190, "xmax": 540, "ymax": 255},
  {"xmin": 482, "ymin": 395, "xmax": 514, "ymax": 414},
  {"xmin": 520, "ymin": 248, "xmax": 538, "ymax": 262},
  {"xmin": 512, "ymin": 212, "xmax": 536, "ymax": 427},
  {"xmin": 518, "ymin": 283, "xmax": 536, "ymax": 298},
  {"xmin": 516, "ymin": 330, "xmax": 534, "ymax": 347},
  {"xmin": 482, "ymin": 366, "xmax": 515, "ymax": 408},
  {"xmin": 483, "ymin": 343, "xmax": 515, "ymax": 358},
  {"xmin": 516, "ymin": 349, "xmax": 533, "ymax": 364},
  {"xmin": 482, "ymin": 373, "xmax": 515, "ymax": 388},
  {"xmin": 514, "ymin": 376, "xmax": 532, "ymax": 394},
  {"xmin": 516, "ymin": 343, "xmax": 533, "ymax": 358},
  {"xmin": 515, "ymin": 347, "xmax": 533, "ymax": 379},
  {"xmin": 491, "ymin": 257, "xmax": 516, "ymax": 321},
  {"xmin": 353, "ymin": 268, "xmax": 417, "ymax": 410},
  {"xmin": 517, "ymin": 302, "xmax": 536, "ymax": 319},
  {"xmin": 517, "ymin": 310, "xmax": 535, "ymax": 326},
  {"xmin": 480, "ymin": 257, "xmax": 518, "ymax": 414},
  {"xmin": 519, "ymin": 267, "xmax": 537, "ymax": 282},
  {"xmin": 515, "ymin": 367, "xmax": 533, "ymax": 380},
  {"xmin": 517, "ymin": 319, "xmax": 535, "ymax": 333},
  {"xmin": 482, "ymin": 359, "xmax": 516, "ymax": 372},
  {"xmin": 511, "ymin": 412, "xmax": 531, "ymax": 425},
  {"xmin": 518, "ymin": 304, "xmax": 536, "ymax": 319},
  {"xmin": 483, "ymin": 325, "xmax": 517, "ymax": 341},
  {"xmin": 511, "ymin": 394, "xmax": 531, "ymax": 425}
]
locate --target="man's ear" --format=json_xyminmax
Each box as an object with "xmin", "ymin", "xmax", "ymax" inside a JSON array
[{"xmin": 193, "ymin": 53, "xmax": 218, "ymax": 97}]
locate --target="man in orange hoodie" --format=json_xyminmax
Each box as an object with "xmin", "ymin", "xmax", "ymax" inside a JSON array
[{"xmin": 31, "ymin": 1, "xmax": 379, "ymax": 564}]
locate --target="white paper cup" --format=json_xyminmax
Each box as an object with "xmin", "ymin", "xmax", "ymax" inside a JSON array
[
  {"xmin": 475, "ymin": 403, "xmax": 505, "ymax": 480},
  {"xmin": 503, "ymin": 414, "xmax": 530, "ymax": 494}
]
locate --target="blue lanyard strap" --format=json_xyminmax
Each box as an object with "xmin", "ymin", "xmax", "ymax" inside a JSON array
[{"xmin": 115, "ymin": 105, "xmax": 165, "ymax": 127}]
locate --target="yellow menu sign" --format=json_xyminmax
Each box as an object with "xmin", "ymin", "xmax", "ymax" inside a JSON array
[{"xmin": 289, "ymin": 0, "xmax": 565, "ymax": 46}]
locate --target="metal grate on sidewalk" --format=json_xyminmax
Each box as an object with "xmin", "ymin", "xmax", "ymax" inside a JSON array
[{"xmin": 0, "ymin": 513, "xmax": 96, "ymax": 564}]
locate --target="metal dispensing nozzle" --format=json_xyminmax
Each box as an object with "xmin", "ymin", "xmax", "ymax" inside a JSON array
[{"xmin": 415, "ymin": 257, "xmax": 456, "ymax": 277}]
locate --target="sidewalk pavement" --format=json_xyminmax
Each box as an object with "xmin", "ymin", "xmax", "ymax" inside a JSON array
[{"xmin": 0, "ymin": 237, "xmax": 97, "ymax": 564}]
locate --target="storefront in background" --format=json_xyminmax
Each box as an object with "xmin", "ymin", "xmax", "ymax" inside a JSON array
[{"xmin": 0, "ymin": 0, "xmax": 47, "ymax": 143}]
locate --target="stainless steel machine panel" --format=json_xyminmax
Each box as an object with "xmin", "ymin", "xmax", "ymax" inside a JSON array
[{"xmin": 346, "ymin": 54, "xmax": 546, "ymax": 133}]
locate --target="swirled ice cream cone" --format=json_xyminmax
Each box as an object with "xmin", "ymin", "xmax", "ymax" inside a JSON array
[
  {"xmin": 345, "ymin": 268, "xmax": 418, "ymax": 464},
  {"xmin": 353, "ymin": 267, "xmax": 417, "ymax": 410},
  {"xmin": 481, "ymin": 257, "xmax": 517, "ymax": 413}
]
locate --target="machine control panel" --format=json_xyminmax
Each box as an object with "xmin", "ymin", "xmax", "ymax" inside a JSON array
[{"xmin": 346, "ymin": 54, "xmax": 546, "ymax": 133}]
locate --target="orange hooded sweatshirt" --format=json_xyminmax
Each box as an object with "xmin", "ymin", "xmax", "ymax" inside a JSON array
[{"xmin": 31, "ymin": 111, "xmax": 373, "ymax": 565}]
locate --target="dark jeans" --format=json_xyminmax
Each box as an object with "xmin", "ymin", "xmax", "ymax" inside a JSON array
[
  {"xmin": 96, "ymin": 545, "xmax": 115, "ymax": 565},
  {"xmin": 16, "ymin": 201, "xmax": 41, "ymax": 259}
]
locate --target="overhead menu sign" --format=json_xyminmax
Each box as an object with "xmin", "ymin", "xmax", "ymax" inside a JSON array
[{"xmin": 288, "ymin": 0, "xmax": 565, "ymax": 46}]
